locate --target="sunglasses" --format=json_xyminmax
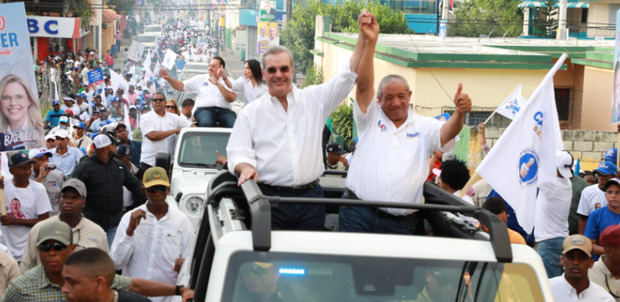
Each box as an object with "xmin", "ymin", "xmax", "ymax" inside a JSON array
[
  {"xmin": 146, "ymin": 186, "xmax": 168, "ymax": 193},
  {"xmin": 152, "ymin": 98, "xmax": 166, "ymax": 103},
  {"xmin": 266, "ymin": 66, "xmax": 290, "ymax": 74},
  {"xmin": 39, "ymin": 241, "xmax": 68, "ymax": 252},
  {"xmin": 166, "ymin": 105, "xmax": 177, "ymax": 109}
]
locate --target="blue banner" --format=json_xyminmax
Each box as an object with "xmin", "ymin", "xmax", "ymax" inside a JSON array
[{"xmin": 88, "ymin": 68, "xmax": 104, "ymax": 85}]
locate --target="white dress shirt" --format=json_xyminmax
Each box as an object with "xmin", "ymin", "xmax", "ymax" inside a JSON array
[
  {"xmin": 140, "ymin": 111, "xmax": 191, "ymax": 166},
  {"xmin": 231, "ymin": 77, "xmax": 268, "ymax": 106},
  {"xmin": 534, "ymin": 176, "xmax": 572, "ymax": 242},
  {"xmin": 346, "ymin": 100, "xmax": 446, "ymax": 216},
  {"xmin": 227, "ymin": 63, "xmax": 357, "ymax": 186},
  {"xmin": 183, "ymin": 74, "xmax": 233, "ymax": 111},
  {"xmin": 111, "ymin": 204, "xmax": 195, "ymax": 302},
  {"xmin": 549, "ymin": 274, "xmax": 614, "ymax": 302}
]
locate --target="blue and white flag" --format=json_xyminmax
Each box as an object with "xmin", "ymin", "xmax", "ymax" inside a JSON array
[
  {"xmin": 476, "ymin": 54, "xmax": 566, "ymax": 233},
  {"xmin": 496, "ymin": 84, "xmax": 526, "ymax": 120}
]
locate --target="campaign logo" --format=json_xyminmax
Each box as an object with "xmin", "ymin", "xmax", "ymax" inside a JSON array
[
  {"xmin": 505, "ymin": 97, "xmax": 520, "ymax": 116},
  {"xmin": 406, "ymin": 132, "xmax": 419, "ymax": 138},
  {"xmin": 0, "ymin": 16, "xmax": 6, "ymax": 31},
  {"xmin": 532, "ymin": 111, "xmax": 543, "ymax": 138},
  {"xmin": 518, "ymin": 149, "xmax": 539, "ymax": 185},
  {"xmin": 377, "ymin": 120, "xmax": 386, "ymax": 131}
]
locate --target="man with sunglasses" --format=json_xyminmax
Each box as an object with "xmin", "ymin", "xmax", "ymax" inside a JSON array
[
  {"xmin": 20, "ymin": 178, "xmax": 108, "ymax": 273},
  {"xmin": 73, "ymin": 134, "xmax": 146, "ymax": 246},
  {"xmin": 139, "ymin": 92, "xmax": 191, "ymax": 171},
  {"xmin": 591, "ymin": 225, "xmax": 620, "ymax": 300},
  {"xmin": 3, "ymin": 219, "xmax": 196, "ymax": 301},
  {"xmin": 227, "ymin": 11, "xmax": 374, "ymax": 230},
  {"xmin": 548, "ymin": 234, "xmax": 614, "ymax": 301},
  {"xmin": 111, "ymin": 167, "xmax": 194, "ymax": 302}
]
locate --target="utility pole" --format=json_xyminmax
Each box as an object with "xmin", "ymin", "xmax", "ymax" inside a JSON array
[
  {"xmin": 286, "ymin": 0, "xmax": 292, "ymax": 27},
  {"xmin": 556, "ymin": 0, "xmax": 568, "ymax": 40}
]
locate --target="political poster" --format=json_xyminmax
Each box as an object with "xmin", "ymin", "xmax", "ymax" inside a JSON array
[
  {"xmin": 0, "ymin": 2, "xmax": 44, "ymax": 151},
  {"xmin": 162, "ymin": 49, "xmax": 178, "ymax": 70},
  {"xmin": 257, "ymin": 22, "xmax": 279, "ymax": 54},
  {"xmin": 87, "ymin": 68, "xmax": 104, "ymax": 86},
  {"xmin": 613, "ymin": 9, "xmax": 620, "ymax": 123},
  {"xmin": 259, "ymin": 0, "xmax": 276, "ymax": 22}
]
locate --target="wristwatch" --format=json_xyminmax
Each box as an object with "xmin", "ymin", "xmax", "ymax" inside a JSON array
[{"xmin": 175, "ymin": 285, "xmax": 183, "ymax": 296}]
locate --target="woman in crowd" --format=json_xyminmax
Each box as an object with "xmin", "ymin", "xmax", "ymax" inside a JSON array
[
  {"xmin": 226, "ymin": 59, "xmax": 267, "ymax": 106},
  {"xmin": 166, "ymin": 99, "xmax": 180, "ymax": 115}
]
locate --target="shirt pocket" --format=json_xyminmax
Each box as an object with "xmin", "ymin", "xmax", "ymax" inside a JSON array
[{"xmin": 162, "ymin": 228, "xmax": 184, "ymax": 261}]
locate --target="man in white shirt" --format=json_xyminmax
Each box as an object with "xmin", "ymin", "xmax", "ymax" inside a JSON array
[
  {"xmin": 139, "ymin": 92, "xmax": 191, "ymax": 170},
  {"xmin": 590, "ymin": 224, "xmax": 620, "ymax": 300},
  {"xmin": 226, "ymin": 11, "xmax": 372, "ymax": 230},
  {"xmin": 159, "ymin": 57, "xmax": 236, "ymax": 127},
  {"xmin": 111, "ymin": 167, "xmax": 194, "ymax": 302},
  {"xmin": 577, "ymin": 161, "xmax": 616, "ymax": 234},
  {"xmin": 0, "ymin": 151, "xmax": 51, "ymax": 261},
  {"xmin": 535, "ymin": 150, "xmax": 573, "ymax": 278},
  {"xmin": 339, "ymin": 13, "xmax": 471, "ymax": 234},
  {"xmin": 549, "ymin": 234, "xmax": 614, "ymax": 301}
]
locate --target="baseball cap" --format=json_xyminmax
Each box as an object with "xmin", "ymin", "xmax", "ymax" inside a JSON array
[
  {"xmin": 36, "ymin": 219, "xmax": 72, "ymax": 246},
  {"xmin": 326, "ymin": 143, "xmax": 345, "ymax": 155},
  {"xmin": 9, "ymin": 151, "xmax": 32, "ymax": 168},
  {"xmin": 600, "ymin": 225, "xmax": 620, "ymax": 247},
  {"xmin": 93, "ymin": 134, "xmax": 112, "ymax": 149},
  {"xmin": 54, "ymin": 129, "xmax": 70, "ymax": 139},
  {"xmin": 59, "ymin": 116, "xmax": 69, "ymax": 124},
  {"xmin": 562, "ymin": 234, "xmax": 592, "ymax": 257},
  {"xmin": 116, "ymin": 144, "xmax": 132, "ymax": 157},
  {"xmin": 28, "ymin": 148, "xmax": 52, "ymax": 159},
  {"xmin": 45, "ymin": 133, "xmax": 55, "ymax": 141},
  {"xmin": 605, "ymin": 148, "xmax": 618, "ymax": 164},
  {"xmin": 604, "ymin": 178, "xmax": 620, "ymax": 190},
  {"xmin": 143, "ymin": 167, "xmax": 170, "ymax": 188},
  {"xmin": 556, "ymin": 150, "xmax": 573, "ymax": 178},
  {"xmin": 594, "ymin": 161, "xmax": 617, "ymax": 176},
  {"xmin": 63, "ymin": 96, "xmax": 75, "ymax": 103},
  {"xmin": 52, "ymin": 100, "xmax": 60, "ymax": 106},
  {"xmin": 61, "ymin": 178, "xmax": 87, "ymax": 199},
  {"xmin": 73, "ymin": 122, "xmax": 86, "ymax": 129}
]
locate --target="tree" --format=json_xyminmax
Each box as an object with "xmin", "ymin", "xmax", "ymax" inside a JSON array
[
  {"xmin": 281, "ymin": 0, "xmax": 411, "ymax": 74},
  {"xmin": 449, "ymin": 0, "xmax": 523, "ymax": 38},
  {"xmin": 532, "ymin": 0, "xmax": 558, "ymax": 37}
]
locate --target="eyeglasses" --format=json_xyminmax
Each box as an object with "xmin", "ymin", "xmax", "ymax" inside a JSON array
[
  {"xmin": 152, "ymin": 98, "xmax": 166, "ymax": 103},
  {"xmin": 266, "ymin": 66, "xmax": 290, "ymax": 74},
  {"xmin": 146, "ymin": 186, "xmax": 168, "ymax": 193},
  {"xmin": 166, "ymin": 105, "xmax": 177, "ymax": 109},
  {"xmin": 39, "ymin": 241, "xmax": 68, "ymax": 252}
]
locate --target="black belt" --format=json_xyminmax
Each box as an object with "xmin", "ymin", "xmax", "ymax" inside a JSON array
[
  {"xmin": 346, "ymin": 189, "xmax": 416, "ymax": 219},
  {"xmin": 259, "ymin": 179, "xmax": 320, "ymax": 192}
]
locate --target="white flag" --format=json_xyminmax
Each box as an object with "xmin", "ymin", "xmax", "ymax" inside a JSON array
[
  {"xmin": 496, "ymin": 84, "xmax": 526, "ymax": 120},
  {"xmin": 162, "ymin": 49, "xmax": 178, "ymax": 70},
  {"xmin": 476, "ymin": 54, "xmax": 566, "ymax": 233}
]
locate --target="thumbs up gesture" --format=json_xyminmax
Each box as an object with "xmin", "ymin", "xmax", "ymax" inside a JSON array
[{"xmin": 453, "ymin": 83, "xmax": 472, "ymax": 114}]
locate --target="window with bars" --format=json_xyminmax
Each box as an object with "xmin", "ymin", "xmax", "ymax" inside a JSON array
[{"xmin": 555, "ymin": 88, "xmax": 571, "ymax": 121}]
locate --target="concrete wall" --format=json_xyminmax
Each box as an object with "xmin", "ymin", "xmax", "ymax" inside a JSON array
[{"xmin": 581, "ymin": 66, "xmax": 616, "ymax": 131}]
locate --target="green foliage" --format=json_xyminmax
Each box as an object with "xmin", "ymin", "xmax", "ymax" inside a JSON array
[
  {"xmin": 449, "ymin": 0, "xmax": 523, "ymax": 37},
  {"xmin": 532, "ymin": 0, "xmax": 558, "ymax": 37},
  {"xmin": 108, "ymin": 0, "xmax": 137, "ymax": 13},
  {"xmin": 302, "ymin": 63, "xmax": 324, "ymax": 88},
  {"xmin": 330, "ymin": 101, "xmax": 354, "ymax": 148},
  {"xmin": 281, "ymin": 0, "xmax": 411, "ymax": 74}
]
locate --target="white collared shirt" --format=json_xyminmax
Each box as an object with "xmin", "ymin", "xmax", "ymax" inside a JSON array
[
  {"xmin": 140, "ymin": 111, "xmax": 191, "ymax": 166},
  {"xmin": 230, "ymin": 77, "xmax": 268, "ymax": 106},
  {"xmin": 549, "ymin": 274, "xmax": 614, "ymax": 302},
  {"xmin": 227, "ymin": 63, "xmax": 357, "ymax": 186},
  {"xmin": 183, "ymin": 74, "xmax": 233, "ymax": 111},
  {"xmin": 346, "ymin": 100, "xmax": 445, "ymax": 216},
  {"xmin": 111, "ymin": 204, "xmax": 195, "ymax": 302}
]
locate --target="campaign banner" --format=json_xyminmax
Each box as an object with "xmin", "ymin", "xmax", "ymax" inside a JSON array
[
  {"xmin": 162, "ymin": 49, "xmax": 178, "ymax": 70},
  {"xmin": 257, "ymin": 22, "xmax": 279, "ymax": 54},
  {"xmin": 0, "ymin": 3, "xmax": 45, "ymax": 151},
  {"xmin": 259, "ymin": 0, "xmax": 277, "ymax": 22},
  {"xmin": 87, "ymin": 68, "xmax": 104, "ymax": 85},
  {"xmin": 613, "ymin": 9, "xmax": 620, "ymax": 123}
]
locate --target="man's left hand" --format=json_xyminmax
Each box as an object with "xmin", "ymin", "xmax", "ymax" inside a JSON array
[
  {"xmin": 180, "ymin": 287, "xmax": 194, "ymax": 302},
  {"xmin": 453, "ymin": 83, "xmax": 472, "ymax": 114}
]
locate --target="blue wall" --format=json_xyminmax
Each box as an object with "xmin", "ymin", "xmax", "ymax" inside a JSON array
[
  {"xmin": 406, "ymin": 14, "xmax": 438, "ymax": 34},
  {"xmin": 239, "ymin": 9, "xmax": 258, "ymax": 27}
]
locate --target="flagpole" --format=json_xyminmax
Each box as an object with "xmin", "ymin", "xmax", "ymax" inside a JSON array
[
  {"xmin": 483, "ymin": 111, "xmax": 496, "ymax": 124},
  {"xmin": 458, "ymin": 172, "xmax": 481, "ymax": 198}
]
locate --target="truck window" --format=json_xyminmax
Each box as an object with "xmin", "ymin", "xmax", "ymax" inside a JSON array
[{"xmin": 178, "ymin": 132, "xmax": 230, "ymax": 168}]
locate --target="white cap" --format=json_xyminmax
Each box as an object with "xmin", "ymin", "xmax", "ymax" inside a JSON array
[
  {"xmin": 93, "ymin": 134, "xmax": 112, "ymax": 149},
  {"xmin": 59, "ymin": 116, "xmax": 69, "ymax": 123},
  {"xmin": 54, "ymin": 129, "xmax": 69, "ymax": 139},
  {"xmin": 45, "ymin": 133, "xmax": 55, "ymax": 141},
  {"xmin": 28, "ymin": 148, "xmax": 52, "ymax": 159},
  {"xmin": 556, "ymin": 150, "xmax": 573, "ymax": 178}
]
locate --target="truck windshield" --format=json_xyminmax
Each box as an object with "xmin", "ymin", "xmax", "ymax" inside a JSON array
[
  {"xmin": 222, "ymin": 252, "xmax": 544, "ymax": 302},
  {"xmin": 178, "ymin": 132, "xmax": 230, "ymax": 168}
]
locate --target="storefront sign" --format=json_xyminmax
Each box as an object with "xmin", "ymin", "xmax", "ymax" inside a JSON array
[{"xmin": 26, "ymin": 16, "xmax": 83, "ymax": 38}]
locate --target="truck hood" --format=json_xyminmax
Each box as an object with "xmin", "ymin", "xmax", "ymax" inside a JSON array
[{"xmin": 170, "ymin": 169, "xmax": 219, "ymax": 198}]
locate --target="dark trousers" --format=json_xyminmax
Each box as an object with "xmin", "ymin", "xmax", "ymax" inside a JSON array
[
  {"xmin": 258, "ymin": 184, "xmax": 326, "ymax": 231},
  {"xmin": 194, "ymin": 106, "xmax": 236, "ymax": 128},
  {"xmin": 339, "ymin": 190, "xmax": 420, "ymax": 234}
]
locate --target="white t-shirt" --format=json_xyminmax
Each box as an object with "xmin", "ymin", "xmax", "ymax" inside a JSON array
[
  {"xmin": 231, "ymin": 77, "xmax": 267, "ymax": 106},
  {"xmin": 535, "ymin": 176, "xmax": 572, "ymax": 242},
  {"xmin": 0, "ymin": 180, "xmax": 52, "ymax": 261},
  {"xmin": 183, "ymin": 74, "xmax": 233, "ymax": 111},
  {"xmin": 549, "ymin": 275, "xmax": 614, "ymax": 302},
  {"xmin": 140, "ymin": 111, "xmax": 191, "ymax": 166},
  {"xmin": 577, "ymin": 184, "xmax": 607, "ymax": 217}
]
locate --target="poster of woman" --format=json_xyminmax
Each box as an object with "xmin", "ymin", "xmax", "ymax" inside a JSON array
[{"xmin": 0, "ymin": 3, "xmax": 44, "ymax": 150}]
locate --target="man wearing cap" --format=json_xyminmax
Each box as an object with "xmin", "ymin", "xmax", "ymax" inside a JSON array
[
  {"xmin": 549, "ymin": 234, "xmax": 614, "ymax": 301},
  {"xmin": 3, "ymin": 219, "xmax": 195, "ymax": 301},
  {"xmin": 49, "ymin": 129, "xmax": 83, "ymax": 177},
  {"xmin": 29, "ymin": 148, "xmax": 64, "ymax": 215},
  {"xmin": 590, "ymin": 225, "xmax": 620, "ymax": 300},
  {"xmin": 88, "ymin": 108, "xmax": 109, "ymax": 132},
  {"xmin": 62, "ymin": 96, "xmax": 80, "ymax": 118},
  {"xmin": 73, "ymin": 134, "xmax": 146, "ymax": 245},
  {"xmin": 0, "ymin": 151, "xmax": 52, "ymax": 261},
  {"xmin": 20, "ymin": 178, "xmax": 108, "ymax": 272},
  {"xmin": 139, "ymin": 92, "xmax": 191, "ymax": 170},
  {"xmin": 534, "ymin": 150, "xmax": 573, "ymax": 278},
  {"xmin": 75, "ymin": 93, "xmax": 89, "ymax": 115},
  {"xmin": 44, "ymin": 100, "xmax": 64, "ymax": 129},
  {"xmin": 111, "ymin": 167, "xmax": 194, "ymax": 302},
  {"xmin": 50, "ymin": 116, "xmax": 71, "ymax": 136},
  {"xmin": 585, "ymin": 178, "xmax": 620, "ymax": 258},
  {"xmin": 71, "ymin": 122, "xmax": 92, "ymax": 151},
  {"xmin": 577, "ymin": 161, "xmax": 617, "ymax": 234},
  {"xmin": 326, "ymin": 143, "xmax": 349, "ymax": 170}
]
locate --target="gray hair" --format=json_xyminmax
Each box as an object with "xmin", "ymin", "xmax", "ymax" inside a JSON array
[
  {"xmin": 377, "ymin": 74, "xmax": 410, "ymax": 99},
  {"xmin": 262, "ymin": 46, "xmax": 294, "ymax": 68}
]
